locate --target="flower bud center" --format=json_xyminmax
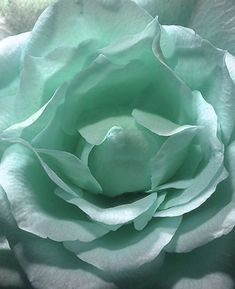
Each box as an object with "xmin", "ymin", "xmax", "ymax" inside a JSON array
[{"xmin": 88, "ymin": 120, "xmax": 160, "ymax": 197}]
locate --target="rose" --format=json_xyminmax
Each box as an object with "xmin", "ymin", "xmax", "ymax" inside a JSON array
[{"xmin": 0, "ymin": 0, "xmax": 235, "ymax": 288}]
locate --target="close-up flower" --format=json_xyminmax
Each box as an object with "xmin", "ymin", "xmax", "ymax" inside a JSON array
[{"xmin": 0, "ymin": 0, "xmax": 235, "ymax": 288}]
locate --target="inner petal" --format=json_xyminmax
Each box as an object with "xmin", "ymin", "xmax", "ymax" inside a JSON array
[{"xmin": 88, "ymin": 118, "xmax": 161, "ymax": 197}]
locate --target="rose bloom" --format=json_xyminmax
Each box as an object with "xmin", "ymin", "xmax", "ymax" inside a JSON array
[{"xmin": 1, "ymin": 1, "xmax": 235, "ymax": 288}]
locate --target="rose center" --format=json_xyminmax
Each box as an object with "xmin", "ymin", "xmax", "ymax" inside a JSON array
[{"xmin": 88, "ymin": 120, "xmax": 160, "ymax": 197}]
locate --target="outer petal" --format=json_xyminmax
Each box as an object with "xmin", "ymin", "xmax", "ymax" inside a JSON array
[
  {"xmin": 0, "ymin": 144, "xmax": 108, "ymax": 242},
  {"xmin": 132, "ymin": 0, "xmax": 195, "ymax": 26},
  {"xmin": 154, "ymin": 91, "xmax": 226, "ymax": 217},
  {"xmin": 165, "ymin": 140, "xmax": 235, "ymax": 253},
  {"xmin": 159, "ymin": 25, "xmax": 235, "ymax": 143},
  {"xmin": 15, "ymin": 40, "xmax": 100, "ymax": 122},
  {"xmin": 11, "ymin": 233, "xmax": 117, "ymax": 289},
  {"xmin": 0, "ymin": 186, "xmax": 31, "ymax": 289},
  {"xmin": 64, "ymin": 216, "xmax": 182, "ymax": 274},
  {"xmin": 55, "ymin": 188, "xmax": 158, "ymax": 228},
  {"xmin": 151, "ymin": 229, "xmax": 235, "ymax": 289},
  {"xmin": 25, "ymin": 0, "xmax": 152, "ymax": 57},
  {"xmin": 0, "ymin": 238, "xmax": 31, "ymax": 289},
  {"xmin": 1, "ymin": 181, "xmax": 115, "ymax": 289},
  {"xmin": 133, "ymin": 0, "xmax": 235, "ymax": 55},
  {"xmin": 0, "ymin": 32, "xmax": 29, "ymax": 132},
  {"xmin": 189, "ymin": 0, "xmax": 235, "ymax": 55}
]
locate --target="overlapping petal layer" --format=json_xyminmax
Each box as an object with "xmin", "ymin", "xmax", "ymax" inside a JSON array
[{"xmin": 0, "ymin": 0, "xmax": 235, "ymax": 288}]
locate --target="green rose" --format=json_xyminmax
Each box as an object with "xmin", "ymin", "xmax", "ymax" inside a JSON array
[{"xmin": 1, "ymin": 1, "xmax": 235, "ymax": 288}]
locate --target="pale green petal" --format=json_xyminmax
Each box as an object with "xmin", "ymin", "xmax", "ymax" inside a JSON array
[
  {"xmin": 151, "ymin": 126, "xmax": 199, "ymax": 189},
  {"xmin": 12, "ymin": 234, "xmax": 117, "ymax": 289},
  {"xmin": 1, "ymin": 136, "xmax": 82, "ymax": 196},
  {"xmin": 0, "ymin": 238, "xmax": 29, "ymax": 289},
  {"xmin": 15, "ymin": 41, "xmax": 99, "ymax": 122},
  {"xmin": 165, "ymin": 141, "xmax": 235, "ymax": 253},
  {"xmin": 0, "ymin": 184, "xmax": 16, "ymax": 230},
  {"xmin": 0, "ymin": 144, "xmax": 108, "ymax": 242},
  {"xmin": 225, "ymin": 52, "xmax": 235, "ymax": 83},
  {"xmin": 172, "ymin": 273, "xmax": 234, "ymax": 289},
  {"xmin": 25, "ymin": 0, "xmax": 152, "ymax": 57},
  {"xmin": 152, "ymin": 144, "xmax": 201, "ymax": 192},
  {"xmin": 132, "ymin": 109, "xmax": 196, "ymax": 136},
  {"xmin": 0, "ymin": 187, "xmax": 30, "ymax": 288},
  {"xmin": 55, "ymin": 187, "xmax": 157, "ymax": 227},
  {"xmin": 155, "ymin": 91, "xmax": 226, "ymax": 217},
  {"xmin": 155, "ymin": 179, "xmax": 193, "ymax": 191},
  {"xmin": 64, "ymin": 216, "xmax": 182, "ymax": 273},
  {"xmin": 133, "ymin": 0, "xmax": 235, "ymax": 55},
  {"xmin": 189, "ymin": 0, "xmax": 235, "ymax": 55},
  {"xmin": 132, "ymin": 0, "xmax": 195, "ymax": 26},
  {"xmin": 0, "ymin": 32, "xmax": 28, "ymax": 89},
  {"xmin": 3, "ymin": 84, "xmax": 66, "ymax": 140},
  {"xmin": 64, "ymin": 21, "xmax": 194, "ymax": 136},
  {"xmin": 155, "ymin": 167, "xmax": 227, "ymax": 217},
  {"xmin": 79, "ymin": 115, "xmax": 137, "ymax": 146},
  {"xmin": 100, "ymin": 18, "xmax": 159, "ymax": 65},
  {"xmin": 152, "ymin": 230, "xmax": 235, "ymax": 289},
  {"xmin": 37, "ymin": 148, "xmax": 102, "ymax": 193},
  {"xmin": 88, "ymin": 122, "xmax": 160, "ymax": 196},
  {"xmin": 133, "ymin": 192, "xmax": 166, "ymax": 230},
  {"xmin": 63, "ymin": 55, "xmax": 153, "ymax": 135},
  {"xmin": 160, "ymin": 25, "xmax": 235, "ymax": 143},
  {"xmin": 0, "ymin": 32, "xmax": 29, "ymax": 132}
]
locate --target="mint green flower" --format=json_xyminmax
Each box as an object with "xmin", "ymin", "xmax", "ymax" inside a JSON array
[{"xmin": 1, "ymin": 1, "xmax": 235, "ymax": 288}]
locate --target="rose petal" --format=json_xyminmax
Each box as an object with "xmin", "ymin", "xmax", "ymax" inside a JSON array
[
  {"xmin": 25, "ymin": 0, "xmax": 152, "ymax": 57},
  {"xmin": 165, "ymin": 140, "xmax": 235, "ymax": 253},
  {"xmin": 12, "ymin": 234, "xmax": 117, "ymax": 289},
  {"xmin": 0, "ymin": 144, "xmax": 108, "ymax": 242},
  {"xmin": 160, "ymin": 25, "xmax": 235, "ymax": 143},
  {"xmin": 55, "ymin": 187, "xmax": 158, "ymax": 228},
  {"xmin": 0, "ymin": 33, "xmax": 29, "ymax": 132},
  {"xmin": 0, "ymin": 238, "xmax": 29, "ymax": 289},
  {"xmin": 64, "ymin": 216, "xmax": 182, "ymax": 273}
]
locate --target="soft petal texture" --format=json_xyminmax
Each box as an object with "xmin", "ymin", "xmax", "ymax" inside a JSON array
[
  {"xmin": 0, "ymin": 32, "xmax": 28, "ymax": 89},
  {"xmin": 133, "ymin": 0, "xmax": 235, "ymax": 55},
  {"xmin": 63, "ymin": 20, "xmax": 195, "ymax": 136},
  {"xmin": 132, "ymin": 0, "xmax": 196, "ymax": 26},
  {"xmin": 225, "ymin": 52, "xmax": 235, "ymax": 83},
  {"xmin": 151, "ymin": 229, "xmax": 235, "ymax": 289},
  {"xmin": 189, "ymin": 0, "xmax": 235, "ymax": 55},
  {"xmin": 11, "ymin": 233, "xmax": 117, "ymax": 289},
  {"xmin": 38, "ymin": 148, "xmax": 102, "ymax": 193},
  {"xmin": 25, "ymin": 0, "xmax": 152, "ymax": 57},
  {"xmin": 154, "ymin": 90, "xmax": 226, "ymax": 216},
  {"xmin": 56, "ymin": 187, "xmax": 157, "ymax": 227},
  {"xmin": 0, "ymin": 187, "xmax": 31, "ymax": 289},
  {"xmin": 159, "ymin": 25, "xmax": 235, "ymax": 143},
  {"xmin": 3, "ymin": 83, "xmax": 66, "ymax": 140},
  {"xmin": 0, "ymin": 237, "xmax": 30, "ymax": 289},
  {"xmin": 79, "ymin": 115, "xmax": 135, "ymax": 145},
  {"xmin": 15, "ymin": 41, "xmax": 99, "ymax": 122},
  {"xmin": 152, "ymin": 144, "xmax": 202, "ymax": 192},
  {"xmin": 172, "ymin": 273, "xmax": 234, "ymax": 289},
  {"xmin": 0, "ymin": 32, "xmax": 29, "ymax": 132},
  {"xmin": 0, "ymin": 144, "xmax": 109, "ymax": 242},
  {"xmin": 150, "ymin": 126, "xmax": 199, "ymax": 189},
  {"xmin": 1, "ymin": 1, "xmax": 235, "ymax": 288},
  {"xmin": 88, "ymin": 122, "xmax": 160, "ymax": 196},
  {"xmin": 64, "ymin": 216, "xmax": 182, "ymax": 273},
  {"xmin": 63, "ymin": 56, "xmax": 155, "ymax": 135},
  {"xmin": 132, "ymin": 108, "xmax": 196, "ymax": 136},
  {"xmin": 165, "ymin": 140, "xmax": 235, "ymax": 253}
]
